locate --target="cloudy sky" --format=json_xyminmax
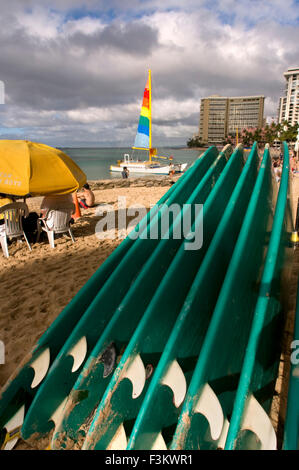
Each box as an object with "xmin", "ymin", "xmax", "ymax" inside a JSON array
[{"xmin": 0, "ymin": 0, "xmax": 298, "ymax": 147}]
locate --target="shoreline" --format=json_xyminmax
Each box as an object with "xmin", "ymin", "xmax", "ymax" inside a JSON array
[{"xmin": 88, "ymin": 174, "xmax": 180, "ymax": 190}]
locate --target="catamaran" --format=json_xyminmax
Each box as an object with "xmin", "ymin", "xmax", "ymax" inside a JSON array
[{"xmin": 110, "ymin": 70, "xmax": 188, "ymax": 175}]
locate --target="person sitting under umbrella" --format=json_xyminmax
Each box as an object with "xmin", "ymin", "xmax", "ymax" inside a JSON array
[
  {"xmin": 39, "ymin": 193, "xmax": 75, "ymax": 230},
  {"xmin": 40, "ymin": 193, "xmax": 74, "ymax": 217}
]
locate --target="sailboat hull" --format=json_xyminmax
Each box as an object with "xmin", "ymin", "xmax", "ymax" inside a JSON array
[{"xmin": 110, "ymin": 162, "xmax": 187, "ymax": 175}]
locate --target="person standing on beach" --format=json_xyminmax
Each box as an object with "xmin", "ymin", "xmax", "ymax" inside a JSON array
[
  {"xmin": 273, "ymin": 161, "xmax": 282, "ymax": 183},
  {"xmin": 121, "ymin": 166, "xmax": 129, "ymax": 179},
  {"xmin": 290, "ymin": 154, "xmax": 298, "ymax": 174}
]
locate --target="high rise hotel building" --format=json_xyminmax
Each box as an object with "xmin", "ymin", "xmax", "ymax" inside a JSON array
[
  {"xmin": 199, "ymin": 95, "xmax": 265, "ymax": 145},
  {"xmin": 278, "ymin": 67, "xmax": 299, "ymax": 126}
]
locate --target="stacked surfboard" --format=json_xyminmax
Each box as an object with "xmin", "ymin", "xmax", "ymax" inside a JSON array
[{"xmin": 0, "ymin": 142, "xmax": 294, "ymax": 450}]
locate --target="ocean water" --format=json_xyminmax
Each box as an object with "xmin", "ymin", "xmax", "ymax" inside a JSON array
[{"xmin": 60, "ymin": 147, "xmax": 204, "ymax": 181}]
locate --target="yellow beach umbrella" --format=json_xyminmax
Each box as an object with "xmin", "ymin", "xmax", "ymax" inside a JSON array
[{"xmin": 0, "ymin": 140, "xmax": 86, "ymax": 197}]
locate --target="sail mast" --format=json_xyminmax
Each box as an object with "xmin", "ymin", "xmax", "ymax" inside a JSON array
[
  {"xmin": 148, "ymin": 69, "xmax": 152, "ymax": 162},
  {"xmin": 149, "ymin": 69, "xmax": 152, "ymax": 160}
]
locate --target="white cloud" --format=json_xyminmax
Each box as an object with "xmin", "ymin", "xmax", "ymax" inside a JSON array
[
  {"xmin": 0, "ymin": 1, "xmax": 298, "ymax": 145},
  {"xmin": 16, "ymin": 6, "xmax": 63, "ymax": 39},
  {"xmin": 62, "ymin": 17, "xmax": 105, "ymax": 36}
]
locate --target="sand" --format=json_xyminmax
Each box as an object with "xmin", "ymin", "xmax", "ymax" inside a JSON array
[{"xmin": 0, "ymin": 173, "xmax": 299, "ymax": 451}]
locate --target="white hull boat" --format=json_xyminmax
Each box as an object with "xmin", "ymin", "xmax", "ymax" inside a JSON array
[{"xmin": 110, "ymin": 155, "xmax": 187, "ymax": 175}]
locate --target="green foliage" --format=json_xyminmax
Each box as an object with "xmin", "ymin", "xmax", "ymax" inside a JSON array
[
  {"xmin": 240, "ymin": 121, "xmax": 298, "ymax": 146},
  {"xmin": 187, "ymin": 135, "xmax": 205, "ymax": 148},
  {"xmin": 189, "ymin": 121, "xmax": 299, "ymax": 148},
  {"xmin": 224, "ymin": 121, "xmax": 299, "ymax": 147}
]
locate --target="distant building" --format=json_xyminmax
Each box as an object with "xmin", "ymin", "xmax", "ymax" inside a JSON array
[
  {"xmin": 199, "ymin": 95, "xmax": 265, "ymax": 145},
  {"xmin": 199, "ymin": 95, "xmax": 227, "ymax": 145},
  {"xmin": 278, "ymin": 67, "xmax": 299, "ymax": 126}
]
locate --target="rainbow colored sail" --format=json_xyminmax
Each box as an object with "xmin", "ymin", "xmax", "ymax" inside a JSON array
[{"xmin": 133, "ymin": 70, "xmax": 151, "ymax": 150}]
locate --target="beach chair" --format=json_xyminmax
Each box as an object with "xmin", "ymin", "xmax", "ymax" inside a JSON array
[
  {"xmin": 36, "ymin": 203, "xmax": 75, "ymax": 248},
  {"xmin": 0, "ymin": 202, "xmax": 32, "ymax": 258}
]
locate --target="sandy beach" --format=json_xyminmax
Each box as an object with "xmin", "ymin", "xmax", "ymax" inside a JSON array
[{"xmin": 0, "ymin": 173, "xmax": 298, "ymax": 450}]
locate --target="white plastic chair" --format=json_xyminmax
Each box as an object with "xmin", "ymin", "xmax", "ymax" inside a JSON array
[
  {"xmin": 0, "ymin": 202, "xmax": 32, "ymax": 258},
  {"xmin": 36, "ymin": 202, "xmax": 75, "ymax": 248}
]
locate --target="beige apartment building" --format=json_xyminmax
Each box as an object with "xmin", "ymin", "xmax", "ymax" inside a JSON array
[
  {"xmin": 199, "ymin": 95, "xmax": 265, "ymax": 145},
  {"xmin": 278, "ymin": 67, "xmax": 299, "ymax": 126}
]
